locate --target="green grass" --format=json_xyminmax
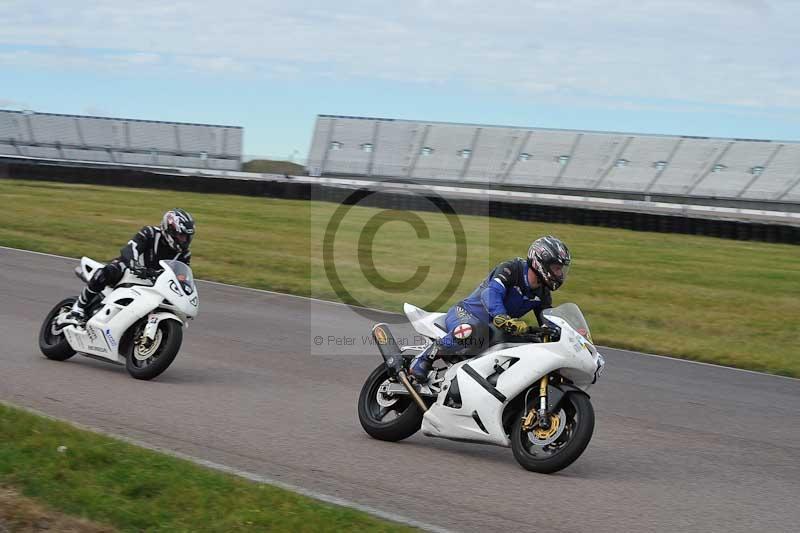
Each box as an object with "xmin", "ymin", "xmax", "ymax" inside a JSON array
[
  {"xmin": 242, "ymin": 159, "xmax": 305, "ymax": 175},
  {"xmin": 0, "ymin": 486, "xmax": 115, "ymax": 532},
  {"xmin": 0, "ymin": 403, "xmax": 413, "ymax": 532},
  {"xmin": 1, "ymin": 178, "xmax": 799, "ymax": 376}
]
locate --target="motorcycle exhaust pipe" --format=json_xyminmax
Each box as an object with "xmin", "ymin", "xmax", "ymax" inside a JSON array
[
  {"xmin": 397, "ymin": 370, "xmax": 429, "ymax": 413},
  {"xmin": 372, "ymin": 323, "xmax": 428, "ymax": 413}
]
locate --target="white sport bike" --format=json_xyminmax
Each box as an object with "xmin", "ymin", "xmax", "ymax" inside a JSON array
[
  {"xmin": 358, "ymin": 303, "xmax": 605, "ymax": 473},
  {"xmin": 38, "ymin": 257, "xmax": 199, "ymax": 380}
]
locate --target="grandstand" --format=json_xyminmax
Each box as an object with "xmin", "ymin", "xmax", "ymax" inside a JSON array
[
  {"xmin": 0, "ymin": 110, "xmax": 243, "ymax": 170},
  {"xmin": 306, "ymin": 115, "xmax": 800, "ymax": 204}
]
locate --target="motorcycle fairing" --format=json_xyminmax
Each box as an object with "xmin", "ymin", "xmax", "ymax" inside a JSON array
[
  {"xmin": 421, "ymin": 315, "xmax": 601, "ymax": 447},
  {"xmin": 60, "ymin": 259, "xmax": 197, "ymax": 363},
  {"xmin": 62, "ymin": 285, "xmax": 161, "ymax": 363},
  {"xmin": 403, "ymin": 303, "xmax": 448, "ymax": 340}
]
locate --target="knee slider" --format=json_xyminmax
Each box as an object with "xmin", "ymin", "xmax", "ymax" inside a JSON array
[
  {"xmin": 87, "ymin": 268, "xmax": 108, "ymax": 292},
  {"xmin": 87, "ymin": 262, "xmax": 123, "ymax": 292}
]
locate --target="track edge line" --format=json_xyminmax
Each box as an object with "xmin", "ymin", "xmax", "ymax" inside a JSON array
[
  {"xmin": 1, "ymin": 244, "xmax": 796, "ymax": 382},
  {"xmin": 0, "ymin": 400, "xmax": 453, "ymax": 533}
]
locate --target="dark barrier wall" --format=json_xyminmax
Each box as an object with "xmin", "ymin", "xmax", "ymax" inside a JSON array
[
  {"xmin": 2, "ymin": 159, "xmax": 798, "ymax": 245},
  {"xmin": 336, "ymin": 173, "xmax": 800, "ymax": 213}
]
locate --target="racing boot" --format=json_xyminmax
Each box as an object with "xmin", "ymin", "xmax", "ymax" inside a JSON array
[
  {"xmin": 59, "ymin": 308, "xmax": 85, "ymax": 327},
  {"xmin": 409, "ymin": 343, "xmax": 438, "ymax": 383},
  {"xmin": 59, "ymin": 294, "xmax": 89, "ymax": 327}
]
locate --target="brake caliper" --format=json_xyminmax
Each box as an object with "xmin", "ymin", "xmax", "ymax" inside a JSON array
[{"xmin": 521, "ymin": 409, "xmax": 537, "ymax": 432}]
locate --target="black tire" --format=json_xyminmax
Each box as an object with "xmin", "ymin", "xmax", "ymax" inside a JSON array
[
  {"xmin": 125, "ymin": 319, "xmax": 183, "ymax": 380},
  {"xmin": 38, "ymin": 298, "xmax": 77, "ymax": 361},
  {"xmin": 511, "ymin": 392, "xmax": 594, "ymax": 474},
  {"xmin": 358, "ymin": 364, "xmax": 424, "ymax": 442}
]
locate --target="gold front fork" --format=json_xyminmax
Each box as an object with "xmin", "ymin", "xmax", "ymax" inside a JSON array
[
  {"xmin": 522, "ymin": 375, "xmax": 550, "ymax": 431},
  {"xmin": 539, "ymin": 374, "xmax": 549, "ymax": 397},
  {"xmin": 537, "ymin": 374, "xmax": 551, "ymax": 429}
]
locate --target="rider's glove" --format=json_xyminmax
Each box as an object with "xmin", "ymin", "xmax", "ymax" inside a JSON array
[
  {"xmin": 492, "ymin": 314, "xmax": 529, "ymax": 335},
  {"xmin": 133, "ymin": 267, "xmax": 159, "ymax": 279}
]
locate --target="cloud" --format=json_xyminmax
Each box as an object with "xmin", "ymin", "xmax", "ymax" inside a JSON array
[
  {"xmin": 111, "ymin": 52, "xmax": 161, "ymax": 65},
  {"xmin": 0, "ymin": 49, "xmax": 156, "ymax": 72},
  {"xmin": 0, "ymin": 0, "xmax": 797, "ymax": 109},
  {"xmin": 177, "ymin": 55, "xmax": 247, "ymax": 74}
]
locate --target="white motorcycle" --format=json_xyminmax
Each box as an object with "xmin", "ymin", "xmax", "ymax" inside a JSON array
[
  {"xmin": 358, "ymin": 303, "xmax": 605, "ymax": 473},
  {"xmin": 38, "ymin": 257, "xmax": 199, "ymax": 380}
]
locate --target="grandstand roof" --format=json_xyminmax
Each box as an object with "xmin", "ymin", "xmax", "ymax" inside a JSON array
[
  {"xmin": 316, "ymin": 114, "xmax": 798, "ymax": 145},
  {"xmin": 1, "ymin": 109, "xmax": 243, "ymax": 130}
]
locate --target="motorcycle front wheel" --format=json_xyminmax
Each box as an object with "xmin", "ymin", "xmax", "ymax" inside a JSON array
[
  {"xmin": 38, "ymin": 298, "xmax": 77, "ymax": 361},
  {"xmin": 125, "ymin": 319, "xmax": 183, "ymax": 380},
  {"xmin": 511, "ymin": 392, "xmax": 594, "ymax": 474},
  {"xmin": 358, "ymin": 364, "xmax": 423, "ymax": 442}
]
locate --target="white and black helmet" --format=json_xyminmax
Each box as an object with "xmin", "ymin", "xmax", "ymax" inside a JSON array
[
  {"xmin": 527, "ymin": 235, "xmax": 571, "ymax": 290},
  {"xmin": 161, "ymin": 208, "xmax": 195, "ymax": 252}
]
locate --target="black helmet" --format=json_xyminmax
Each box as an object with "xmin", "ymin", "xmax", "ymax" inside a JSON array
[
  {"xmin": 161, "ymin": 208, "xmax": 195, "ymax": 252},
  {"xmin": 527, "ymin": 235, "xmax": 571, "ymax": 290}
]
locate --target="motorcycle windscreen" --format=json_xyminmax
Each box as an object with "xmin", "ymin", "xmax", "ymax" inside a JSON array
[
  {"xmin": 163, "ymin": 260, "xmax": 195, "ymax": 295},
  {"xmin": 542, "ymin": 303, "xmax": 592, "ymax": 342}
]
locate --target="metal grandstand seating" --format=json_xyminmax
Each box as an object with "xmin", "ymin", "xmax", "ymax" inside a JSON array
[
  {"xmin": 307, "ymin": 115, "xmax": 800, "ymax": 205},
  {"xmin": 690, "ymin": 141, "xmax": 777, "ymax": 198},
  {"xmin": 372, "ymin": 120, "xmax": 419, "ymax": 177},
  {"xmin": 505, "ymin": 130, "xmax": 579, "ymax": 187},
  {"xmin": 597, "ymin": 135, "xmax": 677, "ymax": 192},
  {"xmin": 28, "ymin": 113, "xmax": 82, "ymax": 145},
  {"xmin": 412, "ymin": 124, "xmax": 476, "ymax": 181},
  {"xmin": 556, "ymin": 133, "xmax": 627, "ymax": 189},
  {"xmin": 460, "ymin": 127, "xmax": 516, "ymax": 183},
  {"xmin": 735, "ymin": 142, "xmax": 800, "ymax": 201},
  {"xmin": 127, "ymin": 120, "xmax": 178, "ymax": 151},
  {"xmin": 0, "ymin": 110, "xmax": 243, "ymax": 170}
]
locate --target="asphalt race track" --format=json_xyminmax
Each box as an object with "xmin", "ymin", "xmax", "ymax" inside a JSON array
[{"xmin": 1, "ymin": 246, "xmax": 798, "ymax": 532}]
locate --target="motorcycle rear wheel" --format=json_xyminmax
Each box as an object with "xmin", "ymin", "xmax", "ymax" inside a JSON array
[
  {"xmin": 358, "ymin": 364, "xmax": 423, "ymax": 442},
  {"xmin": 511, "ymin": 392, "xmax": 594, "ymax": 474},
  {"xmin": 38, "ymin": 298, "xmax": 77, "ymax": 361}
]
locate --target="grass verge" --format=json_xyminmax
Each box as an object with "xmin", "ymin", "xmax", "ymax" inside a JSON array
[
  {"xmin": 0, "ymin": 404, "xmax": 413, "ymax": 532},
  {"xmin": 0, "ymin": 485, "xmax": 115, "ymax": 532},
  {"xmin": 1, "ymin": 178, "xmax": 798, "ymax": 376},
  {"xmin": 242, "ymin": 159, "xmax": 305, "ymax": 175}
]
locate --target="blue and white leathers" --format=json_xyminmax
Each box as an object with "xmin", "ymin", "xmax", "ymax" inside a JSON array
[{"xmin": 403, "ymin": 302, "xmax": 604, "ymax": 448}]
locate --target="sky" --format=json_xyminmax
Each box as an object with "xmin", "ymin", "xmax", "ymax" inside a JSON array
[{"xmin": 1, "ymin": 0, "xmax": 798, "ymax": 159}]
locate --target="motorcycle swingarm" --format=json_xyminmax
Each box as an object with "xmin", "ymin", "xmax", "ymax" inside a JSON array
[{"xmin": 381, "ymin": 381, "xmax": 438, "ymax": 398}]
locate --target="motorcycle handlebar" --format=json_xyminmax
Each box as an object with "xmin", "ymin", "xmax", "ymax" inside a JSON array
[
  {"xmin": 505, "ymin": 326, "xmax": 559, "ymax": 343},
  {"xmin": 131, "ymin": 267, "xmax": 162, "ymax": 280},
  {"xmin": 487, "ymin": 323, "xmax": 561, "ymax": 343}
]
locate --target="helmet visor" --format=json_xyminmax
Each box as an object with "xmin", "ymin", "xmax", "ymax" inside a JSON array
[
  {"xmin": 174, "ymin": 231, "xmax": 193, "ymax": 249},
  {"xmin": 549, "ymin": 262, "xmax": 570, "ymax": 284}
]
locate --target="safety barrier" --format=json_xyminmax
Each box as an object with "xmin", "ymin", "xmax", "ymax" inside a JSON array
[{"xmin": 2, "ymin": 158, "xmax": 797, "ymax": 245}]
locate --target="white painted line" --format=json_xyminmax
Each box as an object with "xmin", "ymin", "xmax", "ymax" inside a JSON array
[
  {"xmin": 0, "ymin": 245, "xmax": 78, "ymax": 262},
  {"xmin": 0, "ymin": 401, "xmax": 452, "ymax": 533},
  {"xmin": 1, "ymin": 244, "xmax": 797, "ymax": 382},
  {"xmin": 597, "ymin": 346, "xmax": 799, "ymax": 382},
  {"xmin": 0, "ymin": 245, "xmax": 386, "ymax": 313}
]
